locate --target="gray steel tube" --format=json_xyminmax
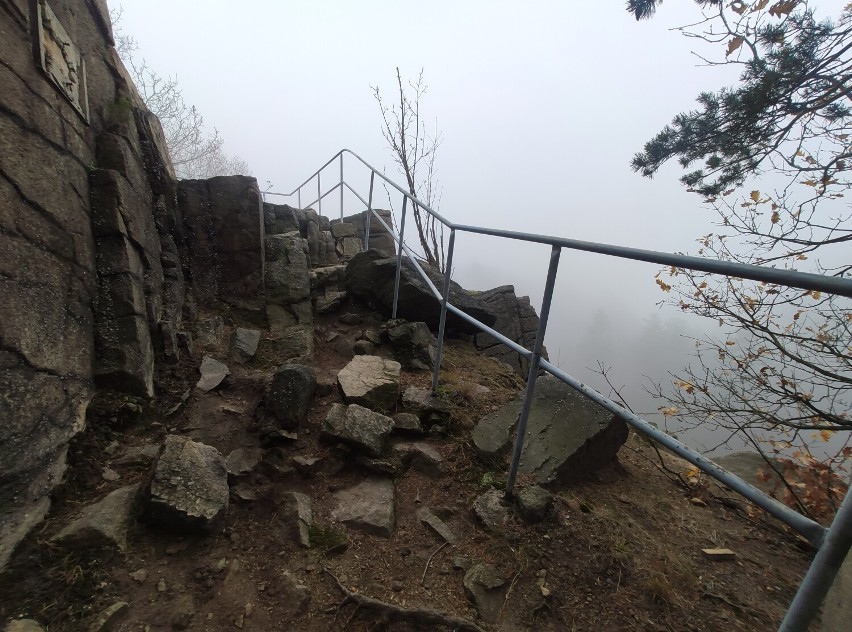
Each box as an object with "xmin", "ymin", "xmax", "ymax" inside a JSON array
[
  {"xmin": 392, "ymin": 196, "xmax": 408, "ymax": 319},
  {"xmin": 505, "ymin": 246, "xmax": 561, "ymax": 496},
  {"xmin": 779, "ymin": 487, "xmax": 852, "ymax": 631},
  {"xmin": 432, "ymin": 230, "xmax": 456, "ymax": 394}
]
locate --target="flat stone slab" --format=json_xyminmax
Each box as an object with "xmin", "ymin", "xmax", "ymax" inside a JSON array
[
  {"xmin": 280, "ymin": 491, "xmax": 312, "ymax": 548},
  {"xmin": 391, "ymin": 441, "xmax": 444, "ymax": 477},
  {"xmin": 337, "ymin": 355, "xmax": 401, "ymax": 413},
  {"xmin": 225, "ymin": 447, "xmax": 264, "ymax": 478},
  {"xmin": 417, "ymin": 507, "xmax": 457, "ymax": 544},
  {"xmin": 196, "ymin": 356, "xmax": 230, "ymax": 392},
  {"xmin": 471, "ymin": 375, "xmax": 628, "ymax": 487},
  {"xmin": 331, "ymin": 478, "xmax": 395, "ymax": 537},
  {"xmin": 146, "ymin": 435, "xmax": 229, "ymax": 533},
  {"xmin": 51, "ymin": 484, "xmax": 141, "ymax": 553},
  {"xmin": 321, "ymin": 403, "xmax": 393, "ymax": 457}
]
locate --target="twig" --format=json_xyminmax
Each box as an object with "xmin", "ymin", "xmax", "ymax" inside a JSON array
[
  {"xmin": 703, "ymin": 588, "xmax": 775, "ymax": 623},
  {"xmin": 323, "ymin": 567, "xmax": 485, "ymax": 632},
  {"xmin": 498, "ymin": 569, "xmax": 523, "ymax": 620},
  {"xmin": 421, "ymin": 541, "xmax": 448, "ymax": 585}
]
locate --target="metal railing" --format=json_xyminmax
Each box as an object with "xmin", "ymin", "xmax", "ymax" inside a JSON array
[{"xmin": 264, "ymin": 149, "xmax": 852, "ymax": 631}]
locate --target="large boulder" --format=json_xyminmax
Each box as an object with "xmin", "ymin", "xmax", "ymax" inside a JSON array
[
  {"xmin": 321, "ymin": 404, "xmax": 394, "ymax": 457},
  {"xmin": 471, "ymin": 375, "xmax": 628, "ymax": 487},
  {"xmin": 473, "ymin": 285, "xmax": 548, "ymax": 377},
  {"xmin": 265, "ymin": 364, "xmax": 316, "ymax": 429},
  {"xmin": 146, "ymin": 435, "xmax": 229, "ymax": 532},
  {"xmin": 337, "ymin": 355, "xmax": 400, "ymax": 414},
  {"xmin": 344, "ymin": 249, "xmax": 497, "ymax": 334}
]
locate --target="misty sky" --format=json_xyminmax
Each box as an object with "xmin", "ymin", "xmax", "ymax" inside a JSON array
[{"xmin": 118, "ymin": 1, "xmax": 848, "ymax": 454}]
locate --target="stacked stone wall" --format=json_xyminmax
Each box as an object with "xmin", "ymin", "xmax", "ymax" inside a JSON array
[{"xmin": 0, "ymin": 0, "xmax": 179, "ymax": 568}]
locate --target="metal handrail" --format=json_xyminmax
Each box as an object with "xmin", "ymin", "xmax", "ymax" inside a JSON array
[{"xmin": 266, "ymin": 149, "xmax": 852, "ymax": 631}]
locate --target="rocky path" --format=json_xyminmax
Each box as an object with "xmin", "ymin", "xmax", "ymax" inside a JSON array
[{"xmin": 0, "ymin": 213, "xmax": 820, "ymax": 631}]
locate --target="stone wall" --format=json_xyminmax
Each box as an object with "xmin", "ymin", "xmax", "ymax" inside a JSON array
[
  {"xmin": 179, "ymin": 177, "xmax": 264, "ymax": 306},
  {"xmin": 0, "ymin": 0, "xmax": 180, "ymax": 569}
]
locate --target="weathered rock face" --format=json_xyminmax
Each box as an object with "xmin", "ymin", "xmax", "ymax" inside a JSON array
[
  {"xmin": 178, "ymin": 176, "xmax": 265, "ymax": 304},
  {"xmin": 265, "ymin": 233, "xmax": 310, "ymax": 306},
  {"xmin": 344, "ymin": 249, "xmax": 497, "ymax": 334},
  {"xmin": 263, "ymin": 203, "xmax": 303, "ymax": 235},
  {"xmin": 339, "ymin": 209, "xmax": 396, "ymax": 255},
  {"xmin": 473, "ymin": 285, "xmax": 548, "ymax": 377},
  {"xmin": 146, "ymin": 435, "xmax": 229, "ymax": 533},
  {"xmin": 337, "ymin": 355, "xmax": 401, "ymax": 413},
  {"xmin": 0, "ymin": 0, "xmax": 180, "ymax": 570},
  {"xmin": 472, "ymin": 376, "xmax": 628, "ymax": 487}
]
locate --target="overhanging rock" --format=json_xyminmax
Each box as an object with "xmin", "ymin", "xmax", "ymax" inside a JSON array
[
  {"xmin": 472, "ymin": 375, "xmax": 628, "ymax": 486},
  {"xmin": 344, "ymin": 249, "xmax": 497, "ymax": 334}
]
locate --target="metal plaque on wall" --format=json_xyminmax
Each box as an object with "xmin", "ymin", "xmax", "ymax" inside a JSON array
[{"xmin": 33, "ymin": 0, "xmax": 89, "ymax": 122}]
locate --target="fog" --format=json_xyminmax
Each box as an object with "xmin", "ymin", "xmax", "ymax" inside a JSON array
[{"xmin": 118, "ymin": 0, "xmax": 847, "ymax": 457}]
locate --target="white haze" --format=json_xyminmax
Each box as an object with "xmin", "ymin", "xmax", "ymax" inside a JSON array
[{"xmin": 118, "ymin": 0, "xmax": 848, "ymax": 456}]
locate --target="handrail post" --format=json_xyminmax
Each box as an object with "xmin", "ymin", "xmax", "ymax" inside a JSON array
[
  {"xmin": 431, "ymin": 229, "xmax": 456, "ymax": 394},
  {"xmin": 392, "ymin": 195, "xmax": 408, "ymax": 319},
  {"xmin": 778, "ymin": 485, "xmax": 852, "ymax": 631},
  {"xmin": 505, "ymin": 245, "xmax": 561, "ymax": 497},
  {"xmin": 364, "ymin": 172, "xmax": 375, "ymax": 250},
  {"xmin": 298, "ymin": 188, "xmax": 301, "ymax": 210},
  {"xmin": 317, "ymin": 173, "xmax": 322, "ymax": 216},
  {"xmin": 339, "ymin": 153, "xmax": 344, "ymax": 220}
]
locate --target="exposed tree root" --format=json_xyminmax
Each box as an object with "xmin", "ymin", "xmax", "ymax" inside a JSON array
[{"xmin": 323, "ymin": 568, "xmax": 486, "ymax": 632}]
